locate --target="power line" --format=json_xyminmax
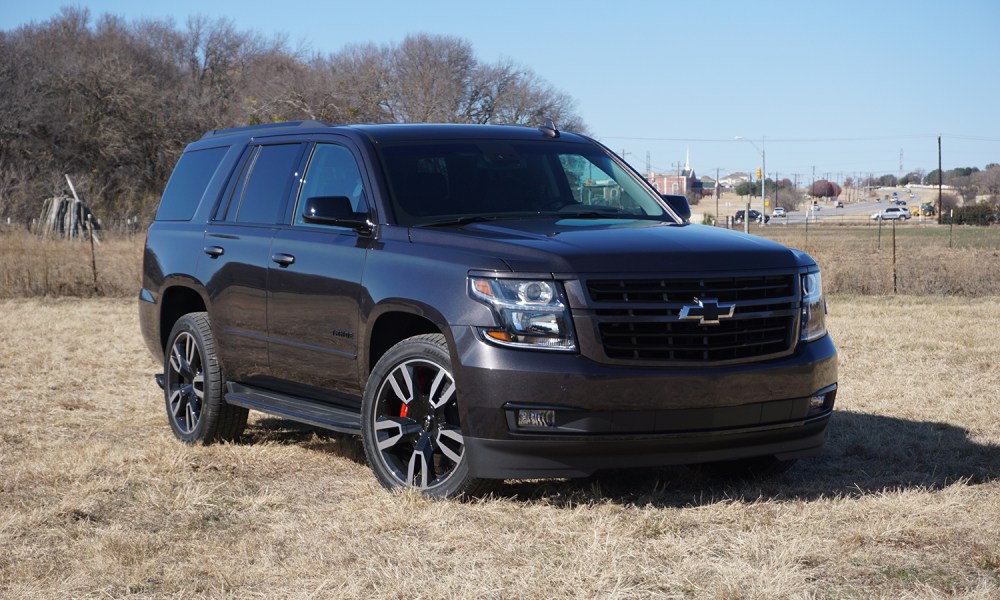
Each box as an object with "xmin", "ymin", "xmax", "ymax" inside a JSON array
[
  {"xmin": 940, "ymin": 134, "xmax": 1000, "ymax": 142},
  {"xmin": 598, "ymin": 134, "xmax": 949, "ymax": 143}
]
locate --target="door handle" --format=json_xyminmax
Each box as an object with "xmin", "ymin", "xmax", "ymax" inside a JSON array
[
  {"xmin": 271, "ymin": 253, "xmax": 295, "ymax": 267},
  {"xmin": 203, "ymin": 246, "xmax": 224, "ymax": 258}
]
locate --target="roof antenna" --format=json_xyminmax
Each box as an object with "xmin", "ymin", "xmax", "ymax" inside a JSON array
[{"xmin": 539, "ymin": 118, "xmax": 560, "ymax": 138}]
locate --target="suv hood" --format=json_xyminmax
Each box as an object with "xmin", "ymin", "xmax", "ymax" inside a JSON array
[{"xmin": 408, "ymin": 217, "xmax": 809, "ymax": 274}]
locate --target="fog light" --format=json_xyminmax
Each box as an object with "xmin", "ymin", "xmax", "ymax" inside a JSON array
[
  {"xmin": 809, "ymin": 395, "xmax": 826, "ymax": 410},
  {"xmin": 517, "ymin": 409, "xmax": 556, "ymax": 428}
]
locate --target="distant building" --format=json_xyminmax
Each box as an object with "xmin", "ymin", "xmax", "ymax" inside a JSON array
[
  {"xmin": 700, "ymin": 176, "xmax": 718, "ymax": 198},
  {"xmin": 647, "ymin": 150, "xmax": 700, "ymax": 196},
  {"xmin": 718, "ymin": 172, "xmax": 751, "ymax": 189}
]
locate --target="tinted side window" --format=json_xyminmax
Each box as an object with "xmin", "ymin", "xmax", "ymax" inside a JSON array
[
  {"xmin": 235, "ymin": 143, "xmax": 303, "ymax": 224},
  {"xmin": 155, "ymin": 146, "xmax": 229, "ymax": 221},
  {"xmin": 294, "ymin": 143, "xmax": 369, "ymax": 226}
]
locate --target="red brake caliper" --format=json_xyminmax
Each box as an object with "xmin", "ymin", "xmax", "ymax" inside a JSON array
[{"xmin": 401, "ymin": 370, "xmax": 429, "ymax": 418}]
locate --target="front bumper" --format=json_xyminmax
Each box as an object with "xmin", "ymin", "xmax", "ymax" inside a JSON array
[
  {"xmin": 450, "ymin": 326, "xmax": 838, "ymax": 479},
  {"xmin": 465, "ymin": 413, "xmax": 830, "ymax": 478}
]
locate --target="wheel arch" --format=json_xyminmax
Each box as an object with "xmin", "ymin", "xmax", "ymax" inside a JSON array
[
  {"xmin": 363, "ymin": 304, "xmax": 449, "ymax": 385},
  {"xmin": 159, "ymin": 283, "xmax": 210, "ymax": 352}
]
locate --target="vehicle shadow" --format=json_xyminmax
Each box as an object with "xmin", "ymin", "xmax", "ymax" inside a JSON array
[
  {"xmin": 235, "ymin": 411, "xmax": 1000, "ymax": 507},
  {"xmin": 497, "ymin": 411, "xmax": 1000, "ymax": 508}
]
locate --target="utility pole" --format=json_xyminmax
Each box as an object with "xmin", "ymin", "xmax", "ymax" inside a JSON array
[
  {"xmin": 937, "ymin": 135, "xmax": 943, "ymax": 224},
  {"xmin": 773, "ymin": 171, "xmax": 779, "ymax": 216},
  {"xmin": 762, "ymin": 143, "xmax": 766, "ymax": 219},
  {"xmin": 716, "ymin": 167, "xmax": 721, "ymax": 226},
  {"xmin": 735, "ymin": 136, "xmax": 766, "ymax": 221},
  {"xmin": 670, "ymin": 161, "xmax": 683, "ymax": 195}
]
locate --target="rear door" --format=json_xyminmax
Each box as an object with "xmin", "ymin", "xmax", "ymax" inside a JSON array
[
  {"xmin": 199, "ymin": 141, "xmax": 307, "ymax": 384},
  {"xmin": 266, "ymin": 138, "xmax": 374, "ymax": 402}
]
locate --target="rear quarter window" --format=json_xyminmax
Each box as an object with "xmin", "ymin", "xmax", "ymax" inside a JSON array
[{"xmin": 155, "ymin": 146, "xmax": 229, "ymax": 221}]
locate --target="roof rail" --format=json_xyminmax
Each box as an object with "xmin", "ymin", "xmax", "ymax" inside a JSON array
[{"xmin": 200, "ymin": 120, "xmax": 333, "ymax": 140}]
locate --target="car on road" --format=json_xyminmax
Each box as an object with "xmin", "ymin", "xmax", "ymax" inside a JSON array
[
  {"xmin": 835, "ymin": 200, "xmax": 844, "ymax": 208},
  {"xmin": 139, "ymin": 120, "xmax": 836, "ymax": 497},
  {"xmin": 734, "ymin": 209, "xmax": 770, "ymax": 224},
  {"xmin": 772, "ymin": 207, "xmax": 786, "ymax": 218},
  {"xmin": 871, "ymin": 207, "xmax": 910, "ymax": 221}
]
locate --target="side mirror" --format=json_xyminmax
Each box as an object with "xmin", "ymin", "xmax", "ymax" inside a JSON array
[
  {"xmin": 661, "ymin": 194, "xmax": 691, "ymax": 222},
  {"xmin": 302, "ymin": 196, "xmax": 371, "ymax": 232}
]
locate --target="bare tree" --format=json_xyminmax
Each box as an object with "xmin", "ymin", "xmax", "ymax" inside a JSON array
[
  {"xmin": 810, "ymin": 180, "xmax": 835, "ymax": 199},
  {"xmin": 0, "ymin": 13, "xmax": 585, "ymax": 225},
  {"xmin": 972, "ymin": 166, "xmax": 1000, "ymax": 203}
]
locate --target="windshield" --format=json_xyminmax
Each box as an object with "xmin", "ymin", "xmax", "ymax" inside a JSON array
[{"xmin": 378, "ymin": 140, "xmax": 674, "ymax": 226}]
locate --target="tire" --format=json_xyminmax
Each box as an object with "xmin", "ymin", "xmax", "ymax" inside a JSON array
[
  {"xmin": 163, "ymin": 312, "xmax": 248, "ymax": 444},
  {"xmin": 692, "ymin": 455, "xmax": 797, "ymax": 480},
  {"xmin": 361, "ymin": 334, "xmax": 494, "ymax": 498}
]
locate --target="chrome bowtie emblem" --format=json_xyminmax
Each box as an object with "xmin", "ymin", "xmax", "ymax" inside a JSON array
[{"xmin": 678, "ymin": 297, "xmax": 735, "ymax": 325}]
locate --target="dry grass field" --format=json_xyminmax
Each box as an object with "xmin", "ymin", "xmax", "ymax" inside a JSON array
[
  {"xmin": 0, "ymin": 230, "xmax": 142, "ymax": 299},
  {"xmin": 3, "ymin": 223, "xmax": 998, "ymax": 299},
  {"xmin": 1, "ymin": 296, "xmax": 999, "ymax": 598},
  {"xmin": 755, "ymin": 225, "xmax": 1000, "ymax": 296}
]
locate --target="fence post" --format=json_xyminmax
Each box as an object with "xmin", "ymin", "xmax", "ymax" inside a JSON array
[
  {"xmin": 892, "ymin": 219, "xmax": 897, "ymax": 295},
  {"xmin": 949, "ymin": 209, "xmax": 954, "ymax": 249},
  {"xmin": 87, "ymin": 214, "xmax": 98, "ymax": 295}
]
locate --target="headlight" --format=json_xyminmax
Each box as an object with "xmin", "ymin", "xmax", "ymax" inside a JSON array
[
  {"xmin": 469, "ymin": 277, "xmax": 576, "ymax": 351},
  {"xmin": 800, "ymin": 271, "xmax": 827, "ymax": 342}
]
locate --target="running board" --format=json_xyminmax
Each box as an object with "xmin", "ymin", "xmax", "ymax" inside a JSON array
[{"xmin": 225, "ymin": 382, "xmax": 362, "ymax": 435}]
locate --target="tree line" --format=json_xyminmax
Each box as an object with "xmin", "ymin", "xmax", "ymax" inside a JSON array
[
  {"xmin": 864, "ymin": 166, "xmax": 1000, "ymax": 203},
  {"xmin": 0, "ymin": 8, "xmax": 585, "ymax": 227},
  {"xmin": 733, "ymin": 178, "xmax": 816, "ymax": 211},
  {"xmin": 734, "ymin": 168, "xmax": 1000, "ymax": 215}
]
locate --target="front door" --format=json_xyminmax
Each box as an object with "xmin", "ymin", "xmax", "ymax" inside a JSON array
[{"xmin": 266, "ymin": 140, "xmax": 373, "ymax": 402}]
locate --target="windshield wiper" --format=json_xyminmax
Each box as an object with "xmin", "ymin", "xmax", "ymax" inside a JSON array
[
  {"xmin": 416, "ymin": 215, "xmax": 500, "ymax": 228},
  {"xmin": 557, "ymin": 211, "xmax": 667, "ymax": 221}
]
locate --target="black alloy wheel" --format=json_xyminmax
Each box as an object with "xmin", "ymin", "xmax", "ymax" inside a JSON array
[
  {"xmin": 361, "ymin": 334, "xmax": 494, "ymax": 498},
  {"xmin": 163, "ymin": 313, "xmax": 247, "ymax": 444}
]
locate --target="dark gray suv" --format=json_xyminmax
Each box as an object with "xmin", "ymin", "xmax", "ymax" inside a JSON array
[{"xmin": 140, "ymin": 120, "xmax": 837, "ymax": 497}]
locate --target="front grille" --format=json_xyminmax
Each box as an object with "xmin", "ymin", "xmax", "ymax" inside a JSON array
[{"xmin": 586, "ymin": 274, "xmax": 799, "ymax": 363}]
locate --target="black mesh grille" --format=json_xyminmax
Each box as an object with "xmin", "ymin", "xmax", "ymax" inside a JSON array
[
  {"xmin": 588, "ymin": 274, "xmax": 795, "ymax": 304},
  {"xmin": 586, "ymin": 275, "xmax": 799, "ymax": 363}
]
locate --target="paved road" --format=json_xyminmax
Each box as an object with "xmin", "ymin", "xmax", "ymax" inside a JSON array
[{"xmin": 767, "ymin": 186, "xmax": 938, "ymax": 225}]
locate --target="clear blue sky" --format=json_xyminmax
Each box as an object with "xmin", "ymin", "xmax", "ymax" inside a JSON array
[{"xmin": 4, "ymin": 0, "xmax": 999, "ymax": 182}]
